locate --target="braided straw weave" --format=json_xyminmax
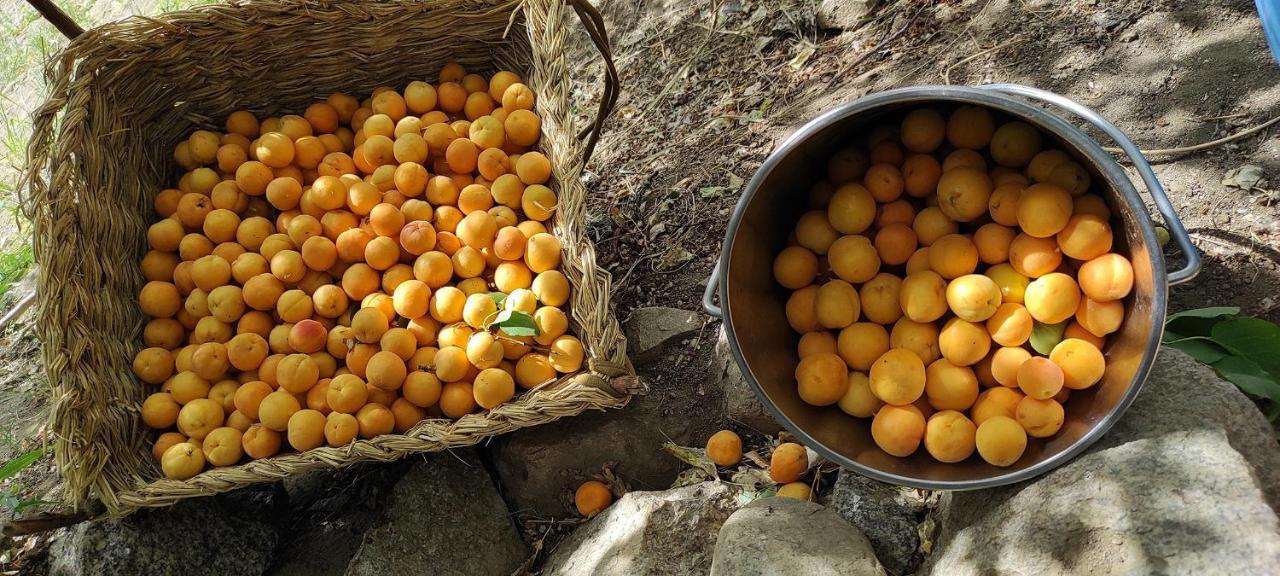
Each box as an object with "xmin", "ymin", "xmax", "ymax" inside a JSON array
[{"xmin": 23, "ymin": 0, "xmax": 632, "ymax": 517}]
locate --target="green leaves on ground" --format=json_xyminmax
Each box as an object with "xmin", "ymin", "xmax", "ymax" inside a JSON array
[
  {"xmin": 487, "ymin": 309, "xmax": 539, "ymax": 337},
  {"xmin": 1163, "ymin": 307, "xmax": 1280, "ymax": 420},
  {"xmin": 0, "ymin": 447, "xmax": 48, "ymax": 512}
]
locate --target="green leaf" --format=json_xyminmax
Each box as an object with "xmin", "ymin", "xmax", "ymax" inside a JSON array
[
  {"xmin": 0, "ymin": 447, "xmax": 42, "ymax": 482},
  {"xmin": 487, "ymin": 292, "xmax": 507, "ymax": 308},
  {"xmin": 1164, "ymin": 336, "xmax": 1230, "ymax": 365},
  {"xmin": 1211, "ymin": 317, "xmax": 1280, "ymax": 380},
  {"xmin": 1029, "ymin": 321, "xmax": 1068, "ymax": 355},
  {"xmin": 1211, "ymin": 355, "xmax": 1280, "ymax": 405},
  {"xmin": 490, "ymin": 309, "xmax": 539, "ymax": 337},
  {"xmin": 1164, "ymin": 307, "xmax": 1240, "ymax": 341}
]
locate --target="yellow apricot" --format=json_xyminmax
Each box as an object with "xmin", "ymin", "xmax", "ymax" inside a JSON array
[{"xmin": 868, "ymin": 348, "xmax": 926, "ymax": 406}]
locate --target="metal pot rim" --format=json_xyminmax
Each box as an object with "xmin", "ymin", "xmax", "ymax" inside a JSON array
[{"xmin": 718, "ymin": 85, "xmax": 1167, "ymax": 490}]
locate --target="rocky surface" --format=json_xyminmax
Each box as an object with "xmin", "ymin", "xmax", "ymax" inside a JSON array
[
  {"xmin": 47, "ymin": 489, "xmax": 281, "ymax": 576},
  {"xmin": 344, "ymin": 451, "xmax": 526, "ymax": 576},
  {"xmin": 827, "ymin": 471, "xmax": 928, "ymax": 575},
  {"xmin": 541, "ymin": 482, "xmax": 740, "ymax": 576},
  {"xmin": 709, "ymin": 497, "xmax": 885, "ymax": 576},
  {"xmin": 622, "ymin": 307, "xmax": 703, "ymax": 361},
  {"xmin": 492, "ymin": 391, "xmax": 700, "ymax": 518},
  {"xmin": 816, "ymin": 0, "xmax": 879, "ymax": 31},
  {"xmin": 711, "ymin": 327, "xmax": 781, "ymax": 434},
  {"xmin": 1097, "ymin": 348, "xmax": 1280, "ymax": 510},
  {"xmin": 925, "ymin": 429, "xmax": 1280, "ymax": 575}
]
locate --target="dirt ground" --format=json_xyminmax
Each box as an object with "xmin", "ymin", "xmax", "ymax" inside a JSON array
[{"xmin": 4, "ymin": 0, "xmax": 1280, "ymax": 569}]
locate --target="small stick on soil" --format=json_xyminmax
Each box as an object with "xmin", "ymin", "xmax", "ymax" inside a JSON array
[
  {"xmin": 826, "ymin": 1, "xmax": 929, "ymax": 87},
  {"xmin": 942, "ymin": 36, "xmax": 1026, "ymax": 85},
  {"xmin": 1105, "ymin": 115, "xmax": 1280, "ymax": 156}
]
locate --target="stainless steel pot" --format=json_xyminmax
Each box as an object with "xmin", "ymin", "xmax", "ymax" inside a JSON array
[{"xmin": 702, "ymin": 84, "xmax": 1201, "ymax": 490}]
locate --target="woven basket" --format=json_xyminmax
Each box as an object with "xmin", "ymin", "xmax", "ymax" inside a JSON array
[{"xmin": 23, "ymin": 0, "xmax": 632, "ymax": 517}]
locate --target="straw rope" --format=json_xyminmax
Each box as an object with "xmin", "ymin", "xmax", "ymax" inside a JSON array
[{"xmin": 22, "ymin": 0, "xmax": 630, "ymax": 517}]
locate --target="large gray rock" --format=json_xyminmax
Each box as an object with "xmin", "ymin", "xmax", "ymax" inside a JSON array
[
  {"xmin": 926, "ymin": 429, "xmax": 1280, "ymax": 575},
  {"xmin": 268, "ymin": 464, "xmax": 406, "ymax": 576},
  {"xmin": 1099, "ymin": 348, "xmax": 1280, "ymax": 509},
  {"xmin": 711, "ymin": 327, "xmax": 781, "ymax": 434},
  {"xmin": 48, "ymin": 492, "xmax": 279, "ymax": 576},
  {"xmin": 542, "ymin": 482, "xmax": 740, "ymax": 576},
  {"xmin": 622, "ymin": 307, "xmax": 702, "ymax": 361},
  {"xmin": 710, "ymin": 497, "xmax": 885, "ymax": 576},
  {"xmin": 345, "ymin": 451, "xmax": 526, "ymax": 576},
  {"xmin": 827, "ymin": 471, "xmax": 929, "ymax": 575},
  {"xmin": 492, "ymin": 390, "xmax": 699, "ymax": 517}
]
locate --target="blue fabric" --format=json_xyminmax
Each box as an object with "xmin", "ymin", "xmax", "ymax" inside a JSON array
[{"xmin": 1259, "ymin": 0, "xmax": 1280, "ymax": 65}]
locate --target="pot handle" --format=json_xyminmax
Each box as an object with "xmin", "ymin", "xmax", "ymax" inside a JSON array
[
  {"xmin": 703, "ymin": 259, "xmax": 723, "ymax": 318},
  {"xmin": 978, "ymin": 84, "xmax": 1201, "ymax": 285}
]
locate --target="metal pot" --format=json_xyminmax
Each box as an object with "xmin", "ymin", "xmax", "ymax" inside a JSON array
[{"xmin": 702, "ymin": 84, "xmax": 1201, "ymax": 490}]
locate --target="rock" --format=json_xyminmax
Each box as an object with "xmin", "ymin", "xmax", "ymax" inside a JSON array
[
  {"xmin": 622, "ymin": 307, "xmax": 702, "ymax": 360},
  {"xmin": 816, "ymin": 0, "xmax": 879, "ymax": 31},
  {"xmin": 711, "ymin": 326, "xmax": 780, "ymax": 433},
  {"xmin": 1098, "ymin": 348, "xmax": 1280, "ymax": 509},
  {"xmin": 709, "ymin": 497, "xmax": 885, "ymax": 576},
  {"xmin": 48, "ymin": 494, "xmax": 278, "ymax": 576},
  {"xmin": 268, "ymin": 464, "xmax": 406, "ymax": 576},
  {"xmin": 345, "ymin": 451, "xmax": 525, "ymax": 576},
  {"xmin": 827, "ymin": 470, "xmax": 928, "ymax": 575},
  {"xmin": 925, "ymin": 430, "xmax": 1280, "ymax": 575},
  {"xmin": 492, "ymin": 390, "xmax": 698, "ymax": 517},
  {"xmin": 542, "ymin": 482, "xmax": 740, "ymax": 576}
]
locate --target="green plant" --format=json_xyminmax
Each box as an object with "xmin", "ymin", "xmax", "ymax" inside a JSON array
[
  {"xmin": 1163, "ymin": 307, "xmax": 1280, "ymax": 420},
  {"xmin": 0, "ymin": 446, "xmax": 48, "ymax": 512},
  {"xmin": 0, "ymin": 242, "xmax": 33, "ymax": 303}
]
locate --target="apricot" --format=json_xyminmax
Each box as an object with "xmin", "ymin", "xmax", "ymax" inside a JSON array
[
  {"xmin": 986, "ymin": 183, "xmax": 1023, "ymax": 227},
  {"xmin": 133, "ymin": 347, "xmax": 175, "ymax": 385},
  {"xmin": 275, "ymin": 353, "xmax": 318, "ymax": 394},
  {"xmin": 1064, "ymin": 321, "xmax": 1107, "ymax": 350},
  {"xmin": 946, "ymin": 105, "xmax": 995, "ymax": 149},
  {"xmin": 1008, "ymin": 233, "xmax": 1061, "ymax": 279},
  {"xmin": 433, "ymin": 346, "xmax": 471, "ymax": 383},
  {"xmin": 869, "ymin": 348, "xmax": 926, "ymax": 406},
  {"xmin": 177, "ymin": 398, "xmax": 225, "ymax": 440},
  {"xmin": 769, "ymin": 442, "xmax": 809, "ymax": 483},
  {"xmin": 871, "ymin": 404, "xmax": 926, "ymax": 457},
  {"xmin": 533, "ymin": 306, "xmax": 569, "ymax": 346},
  {"xmin": 142, "ymin": 392, "xmax": 181, "ymax": 429},
  {"xmin": 912, "ymin": 206, "xmax": 958, "ymax": 246},
  {"xmin": 946, "ymin": 274, "xmax": 1002, "ymax": 322},
  {"xmin": 827, "ymin": 147, "xmax": 869, "ymax": 183},
  {"xmin": 890, "ymin": 318, "xmax": 941, "ymax": 365},
  {"xmin": 975, "ymin": 415, "xmax": 1027, "ymax": 466},
  {"xmin": 439, "ymin": 381, "xmax": 477, "ymax": 418},
  {"xmin": 467, "ymin": 331, "xmax": 505, "ymax": 369},
  {"xmin": 938, "ymin": 317, "xmax": 991, "ymax": 367},
  {"xmin": 366, "ymin": 350, "xmax": 408, "ymax": 391},
  {"xmin": 1016, "ymin": 397, "xmax": 1064, "ymax": 438},
  {"xmin": 989, "ymin": 122, "xmax": 1042, "ymax": 168},
  {"xmin": 472, "ymin": 368, "xmax": 516, "ymax": 409},
  {"xmin": 900, "ymin": 271, "xmax": 948, "ymax": 323},
  {"xmin": 170, "ymin": 371, "xmax": 212, "ymax": 404},
  {"xmin": 258, "ymin": 390, "xmax": 302, "ymax": 431},
  {"xmin": 153, "ymin": 432, "xmax": 188, "ymax": 461},
  {"xmin": 1047, "ymin": 161, "xmax": 1091, "ymax": 196},
  {"xmin": 921, "ymin": 410, "xmax": 976, "ymax": 463},
  {"xmin": 140, "ymin": 281, "xmax": 183, "ymax": 318},
  {"xmin": 813, "ymin": 280, "xmax": 860, "ymax": 330},
  {"xmin": 1073, "ymin": 194, "xmax": 1111, "ymax": 219},
  {"xmin": 936, "ymin": 167, "xmax": 992, "ymax": 222},
  {"xmin": 973, "ymin": 387, "xmax": 1024, "ymax": 427},
  {"xmin": 1076, "ymin": 297, "xmax": 1123, "ymax": 336},
  {"xmin": 1024, "ymin": 272, "xmax": 1081, "ymax": 324},
  {"xmin": 827, "ymin": 234, "xmax": 880, "ymax": 284},
  {"xmin": 1052, "ymin": 213, "xmax": 1114, "ymax": 260},
  {"xmin": 1077, "ymin": 253, "xmax": 1133, "ymax": 302},
  {"xmin": 837, "ymin": 322, "xmax": 889, "ymax": 371},
  {"xmin": 241, "ymin": 424, "xmax": 282, "ymax": 459},
  {"xmin": 515, "ymin": 353, "xmax": 557, "ymax": 389},
  {"xmin": 861, "ymin": 164, "xmax": 902, "ymax": 203},
  {"xmin": 1050, "ymin": 338, "xmax": 1106, "ymax": 390},
  {"xmin": 191, "ymin": 342, "xmax": 231, "ymax": 380},
  {"xmin": 827, "ymin": 184, "xmax": 876, "ymax": 234},
  {"xmin": 202, "ymin": 426, "xmax": 244, "ymax": 467},
  {"xmin": 548, "ymin": 335, "xmax": 585, "ymax": 373},
  {"xmin": 574, "ymin": 480, "xmax": 613, "ymax": 517},
  {"xmin": 874, "ymin": 224, "xmax": 917, "ymax": 266},
  {"xmin": 161, "ymin": 442, "xmax": 205, "ymax": 480},
  {"xmin": 869, "ymin": 140, "xmax": 903, "ymax": 166},
  {"xmin": 795, "ymin": 353, "xmax": 850, "ymax": 407},
  {"xmin": 326, "ymin": 373, "xmax": 369, "ymax": 414},
  {"xmin": 1016, "ymin": 183, "xmax": 1074, "ymax": 238},
  {"xmin": 773, "ymin": 246, "xmax": 818, "ymax": 289},
  {"xmin": 341, "ymin": 263, "xmax": 381, "ymax": 300},
  {"xmin": 232, "ymin": 380, "xmax": 273, "ymax": 419},
  {"xmin": 834, "ymin": 371, "xmax": 880, "ymax": 418},
  {"xmin": 697, "ymin": 429, "xmax": 744, "ymax": 467},
  {"xmin": 925, "ymin": 358, "xmax": 979, "ymax": 411},
  {"xmin": 1017, "ymin": 356, "xmax": 1064, "ymax": 400},
  {"xmin": 785, "ymin": 286, "xmax": 821, "ymax": 334},
  {"xmin": 900, "ymin": 108, "xmax": 945, "ymax": 152}
]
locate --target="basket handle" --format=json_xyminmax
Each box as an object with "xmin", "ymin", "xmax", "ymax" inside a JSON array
[
  {"xmin": 25, "ymin": 0, "xmax": 84, "ymax": 40},
  {"xmin": 979, "ymin": 83, "xmax": 1202, "ymax": 286},
  {"xmin": 564, "ymin": 0, "xmax": 620, "ymax": 164}
]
